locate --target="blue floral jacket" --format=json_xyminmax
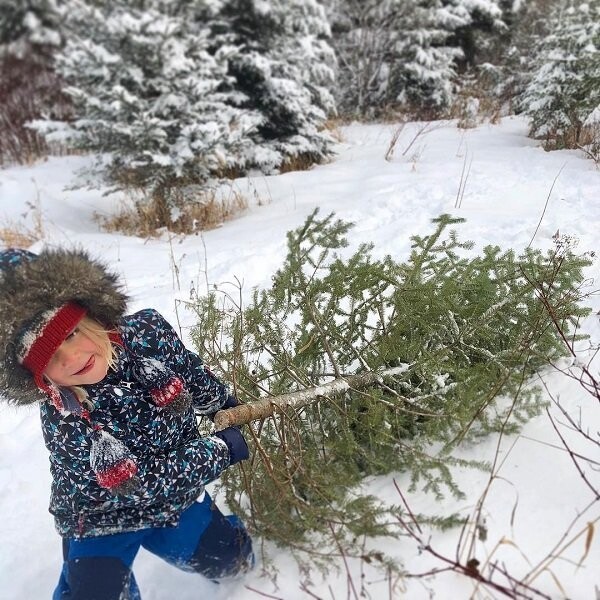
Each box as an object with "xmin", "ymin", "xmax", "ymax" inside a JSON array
[{"xmin": 40, "ymin": 309, "xmax": 232, "ymax": 539}]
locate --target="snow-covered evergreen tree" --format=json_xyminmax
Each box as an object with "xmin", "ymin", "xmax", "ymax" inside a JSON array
[
  {"xmin": 443, "ymin": 0, "xmax": 504, "ymax": 67},
  {"xmin": 0, "ymin": 0, "xmax": 68, "ymax": 164},
  {"xmin": 209, "ymin": 0, "xmax": 336, "ymax": 172},
  {"xmin": 0, "ymin": 0, "xmax": 62, "ymax": 55},
  {"xmin": 33, "ymin": 0, "xmax": 336, "ymax": 206},
  {"xmin": 468, "ymin": 0, "xmax": 563, "ymax": 115},
  {"xmin": 323, "ymin": 0, "xmax": 401, "ymax": 117},
  {"xmin": 520, "ymin": 0, "xmax": 600, "ymax": 148},
  {"xmin": 325, "ymin": 0, "xmax": 505, "ymax": 118},
  {"xmin": 36, "ymin": 0, "xmax": 260, "ymax": 212},
  {"xmin": 324, "ymin": 1, "xmax": 456, "ymax": 117},
  {"xmin": 393, "ymin": 0, "xmax": 505, "ymax": 112},
  {"xmin": 393, "ymin": 1, "xmax": 465, "ymax": 113}
]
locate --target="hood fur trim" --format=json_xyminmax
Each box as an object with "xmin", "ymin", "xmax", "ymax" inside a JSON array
[{"xmin": 0, "ymin": 248, "xmax": 128, "ymax": 406}]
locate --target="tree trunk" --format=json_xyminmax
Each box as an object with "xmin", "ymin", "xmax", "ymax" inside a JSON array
[{"xmin": 213, "ymin": 365, "xmax": 409, "ymax": 430}]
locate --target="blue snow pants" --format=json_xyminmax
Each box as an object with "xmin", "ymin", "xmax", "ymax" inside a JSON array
[{"xmin": 52, "ymin": 493, "xmax": 253, "ymax": 600}]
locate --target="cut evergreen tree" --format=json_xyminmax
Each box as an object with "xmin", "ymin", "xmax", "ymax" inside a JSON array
[
  {"xmin": 520, "ymin": 0, "xmax": 600, "ymax": 148},
  {"xmin": 189, "ymin": 212, "xmax": 591, "ymax": 566}
]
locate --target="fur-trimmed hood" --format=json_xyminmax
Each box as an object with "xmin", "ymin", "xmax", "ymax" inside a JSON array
[{"xmin": 0, "ymin": 248, "xmax": 128, "ymax": 406}]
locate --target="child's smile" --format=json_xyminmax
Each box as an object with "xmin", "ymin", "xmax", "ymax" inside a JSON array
[
  {"xmin": 73, "ymin": 355, "xmax": 96, "ymax": 376},
  {"xmin": 44, "ymin": 328, "xmax": 109, "ymax": 386}
]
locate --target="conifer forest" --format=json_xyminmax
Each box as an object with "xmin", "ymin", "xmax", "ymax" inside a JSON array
[{"xmin": 2, "ymin": 0, "xmax": 600, "ymax": 196}]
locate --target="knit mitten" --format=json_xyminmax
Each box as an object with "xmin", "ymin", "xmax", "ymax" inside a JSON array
[
  {"xmin": 90, "ymin": 429, "xmax": 141, "ymax": 494},
  {"xmin": 131, "ymin": 357, "xmax": 192, "ymax": 413}
]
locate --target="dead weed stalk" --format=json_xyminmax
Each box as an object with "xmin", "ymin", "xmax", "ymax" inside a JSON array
[
  {"xmin": 95, "ymin": 188, "xmax": 248, "ymax": 237},
  {"xmin": 0, "ymin": 193, "xmax": 45, "ymax": 247}
]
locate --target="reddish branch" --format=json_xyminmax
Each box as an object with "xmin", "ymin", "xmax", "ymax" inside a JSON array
[{"xmin": 393, "ymin": 481, "xmax": 553, "ymax": 600}]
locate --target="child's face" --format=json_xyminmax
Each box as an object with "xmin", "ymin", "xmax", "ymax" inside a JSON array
[{"xmin": 44, "ymin": 327, "xmax": 109, "ymax": 387}]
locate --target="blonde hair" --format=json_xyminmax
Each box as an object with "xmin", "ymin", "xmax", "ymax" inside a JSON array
[{"xmin": 63, "ymin": 316, "xmax": 119, "ymax": 406}]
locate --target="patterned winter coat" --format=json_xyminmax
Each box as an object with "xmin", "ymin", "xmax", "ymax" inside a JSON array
[{"xmin": 40, "ymin": 308, "xmax": 232, "ymax": 539}]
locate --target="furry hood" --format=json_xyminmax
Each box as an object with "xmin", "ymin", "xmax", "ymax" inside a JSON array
[{"xmin": 0, "ymin": 248, "xmax": 128, "ymax": 406}]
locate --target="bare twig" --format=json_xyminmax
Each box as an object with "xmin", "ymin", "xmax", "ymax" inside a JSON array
[
  {"xmin": 401, "ymin": 122, "xmax": 446, "ymax": 157},
  {"xmin": 245, "ymin": 585, "xmax": 286, "ymax": 600},
  {"xmin": 385, "ymin": 123, "xmax": 406, "ymax": 161},
  {"xmin": 395, "ymin": 491, "xmax": 554, "ymax": 599},
  {"xmin": 327, "ymin": 521, "xmax": 360, "ymax": 600},
  {"xmin": 527, "ymin": 164, "xmax": 566, "ymax": 248},
  {"xmin": 545, "ymin": 407, "xmax": 600, "ymax": 499},
  {"xmin": 454, "ymin": 151, "xmax": 473, "ymax": 209},
  {"xmin": 299, "ymin": 581, "xmax": 325, "ymax": 600}
]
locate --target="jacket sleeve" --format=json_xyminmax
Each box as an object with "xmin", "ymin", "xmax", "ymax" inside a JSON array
[
  {"xmin": 124, "ymin": 308, "xmax": 233, "ymax": 415},
  {"xmin": 120, "ymin": 434, "xmax": 231, "ymax": 507},
  {"xmin": 42, "ymin": 405, "xmax": 231, "ymax": 510}
]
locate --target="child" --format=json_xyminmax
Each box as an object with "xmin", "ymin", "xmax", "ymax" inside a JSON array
[{"xmin": 0, "ymin": 247, "xmax": 253, "ymax": 600}]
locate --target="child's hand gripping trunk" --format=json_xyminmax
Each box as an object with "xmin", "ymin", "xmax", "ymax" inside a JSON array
[{"xmin": 214, "ymin": 427, "xmax": 249, "ymax": 465}]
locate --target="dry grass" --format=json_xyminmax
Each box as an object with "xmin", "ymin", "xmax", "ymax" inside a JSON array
[
  {"xmin": 323, "ymin": 118, "xmax": 347, "ymax": 143},
  {"xmin": 456, "ymin": 91, "xmax": 505, "ymax": 128},
  {"xmin": 0, "ymin": 224, "xmax": 40, "ymax": 248},
  {"xmin": 278, "ymin": 152, "xmax": 321, "ymax": 174},
  {"xmin": 537, "ymin": 123, "xmax": 600, "ymax": 157},
  {"xmin": 95, "ymin": 189, "xmax": 249, "ymax": 237},
  {"xmin": 449, "ymin": 66, "xmax": 510, "ymax": 130},
  {"xmin": 577, "ymin": 124, "xmax": 600, "ymax": 166},
  {"xmin": 384, "ymin": 123, "xmax": 406, "ymax": 161},
  {"xmin": 0, "ymin": 198, "xmax": 45, "ymax": 248}
]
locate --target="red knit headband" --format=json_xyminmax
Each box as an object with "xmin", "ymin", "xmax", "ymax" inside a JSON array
[{"xmin": 18, "ymin": 302, "xmax": 88, "ymax": 379}]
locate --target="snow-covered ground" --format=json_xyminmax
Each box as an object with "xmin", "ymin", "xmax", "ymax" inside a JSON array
[{"xmin": 1, "ymin": 116, "xmax": 599, "ymax": 599}]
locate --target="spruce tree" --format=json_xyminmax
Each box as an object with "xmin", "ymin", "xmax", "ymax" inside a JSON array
[
  {"xmin": 34, "ymin": 0, "xmax": 336, "ymax": 211},
  {"xmin": 190, "ymin": 212, "xmax": 591, "ymax": 563},
  {"xmin": 443, "ymin": 0, "xmax": 504, "ymax": 68},
  {"xmin": 209, "ymin": 0, "xmax": 336, "ymax": 172},
  {"xmin": 323, "ymin": 0, "xmax": 402, "ymax": 117},
  {"xmin": 394, "ymin": 0, "xmax": 505, "ymax": 112},
  {"xmin": 324, "ymin": 0, "xmax": 457, "ymax": 116},
  {"xmin": 477, "ymin": 0, "xmax": 563, "ymax": 112},
  {"xmin": 34, "ymin": 0, "xmax": 259, "ymax": 217},
  {"xmin": 0, "ymin": 0, "xmax": 67, "ymax": 164},
  {"xmin": 324, "ymin": 0, "xmax": 505, "ymax": 118},
  {"xmin": 0, "ymin": 0, "xmax": 62, "ymax": 52},
  {"xmin": 392, "ymin": 0, "xmax": 464, "ymax": 113},
  {"xmin": 520, "ymin": 0, "xmax": 600, "ymax": 148}
]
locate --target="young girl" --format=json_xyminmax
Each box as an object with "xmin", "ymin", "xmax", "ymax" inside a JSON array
[{"xmin": 0, "ymin": 247, "xmax": 253, "ymax": 600}]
